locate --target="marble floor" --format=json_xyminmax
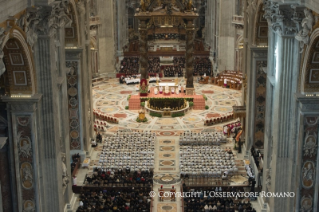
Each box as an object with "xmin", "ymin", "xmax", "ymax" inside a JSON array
[
  {"xmin": 92, "ymin": 78, "xmax": 242, "ymax": 135},
  {"xmin": 73, "ymin": 78, "xmax": 257, "ymax": 212}
]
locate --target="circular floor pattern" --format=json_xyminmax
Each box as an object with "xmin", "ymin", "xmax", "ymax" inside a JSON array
[
  {"xmin": 182, "ymin": 115, "xmax": 201, "ymax": 123},
  {"xmin": 214, "ymin": 106, "xmax": 233, "ymax": 113},
  {"xmin": 163, "ymin": 140, "xmax": 172, "ymax": 144},
  {"xmin": 160, "ymin": 176, "xmax": 174, "ymax": 182},
  {"xmin": 159, "ymin": 131, "xmax": 175, "ymax": 136},
  {"xmin": 161, "ymin": 146, "xmax": 174, "ymax": 151},
  {"xmin": 100, "ymin": 106, "xmax": 119, "ymax": 113},
  {"xmin": 163, "ymin": 154, "xmax": 172, "ymax": 157},
  {"xmin": 160, "ymin": 161, "xmax": 174, "ymax": 166},
  {"xmin": 162, "ymin": 206, "xmax": 173, "ymax": 210},
  {"xmin": 211, "ymin": 94, "xmax": 229, "ymax": 99}
]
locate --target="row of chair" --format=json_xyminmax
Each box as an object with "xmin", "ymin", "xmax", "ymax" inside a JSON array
[
  {"xmin": 93, "ymin": 109, "xmax": 119, "ymax": 124},
  {"xmin": 204, "ymin": 114, "xmax": 234, "ymax": 126}
]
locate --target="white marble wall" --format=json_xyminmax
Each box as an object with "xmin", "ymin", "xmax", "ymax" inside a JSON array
[{"xmin": 0, "ymin": 0, "xmax": 28, "ymax": 23}]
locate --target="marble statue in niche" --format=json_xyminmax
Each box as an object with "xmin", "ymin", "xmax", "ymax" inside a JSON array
[
  {"xmin": 302, "ymin": 161, "xmax": 315, "ymax": 188},
  {"xmin": 304, "ymin": 134, "xmax": 317, "ymax": 157},
  {"xmin": 19, "ymin": 137, "xmax": 32, "ymax": 158},
  {"xmin": 295, "ymin": 8, "xmax": 314, "ymax": 51},
  {"xmin": 20, "ymin": 162, "xmax": 33, "ymax": 189}
]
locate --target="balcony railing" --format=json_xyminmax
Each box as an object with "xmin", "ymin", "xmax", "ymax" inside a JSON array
[
  {"xmin": 232, "ymin": 15, "xmax": 244, "ymax": 26},
  {"xmin": 90, "ymin": 16, "xmax": 101, "ymax": 26}
]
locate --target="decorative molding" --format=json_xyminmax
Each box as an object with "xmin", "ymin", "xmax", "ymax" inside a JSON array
[
  {"xmin": 66, "ymin": 60, "xmax": 81, "ymax": 150},
  {"xmin": 263, "ymin": 1, "xmax": 299, "ymax": 36}
]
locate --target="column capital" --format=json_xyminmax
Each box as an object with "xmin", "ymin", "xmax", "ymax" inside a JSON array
[
  {"xmin": 263, "ymin": 1, "xmax": 300, "ymax": 37},
  {"xmin": 34, "ymin": 2, "xmax": 72, "ymax": 38}
]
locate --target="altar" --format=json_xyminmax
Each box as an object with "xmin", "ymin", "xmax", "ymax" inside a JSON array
[{"xmin": 156, "ymin": 83, "xmax": 178, "ymax": 90}]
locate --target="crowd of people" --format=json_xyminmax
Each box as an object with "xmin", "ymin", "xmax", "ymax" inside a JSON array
[
  {"xmin": 179, "ymin": 132, "xmax": 227, "ymax": 145},
  {"xmin": 77, "ymin": 188, "xmax": 151, "ymax": 212},
  {"xmin": 95, "ymin": 132, "xmax": 155, "ymax": 173},
  {"xmin": 183, "ymin": 186, "xmax": 256, "ymax": 212},
  {"xmin": 180, "ymin": 145, "xmax": 238, "ymax": 179},
  {"xmin": 148, "ymin": 57, "xmax": 160, "ymax": 75},
  {"xmin": 173, "ymin": 56, "xmax": 185, "ymax": 68},
  {"xmin": 193, "ymin": 57, "xmax": 212, "ymax": 76},
  {"xmin": 85, "ymin": 167, "xmax": 153, "ymax": 188},
  {"xmin": 163, "ymin": 65, "xmax": 184, "ymax": 77},
  {"xmin": 120, "ymin": 57, "xmax": 139, "ymax": 75}
]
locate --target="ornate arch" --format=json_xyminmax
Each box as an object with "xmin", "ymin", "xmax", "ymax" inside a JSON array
[
  {"xmin": 299, "ymin": 28, "xmax": 319, "ymax": 93},
  {"xmin": 1, "ymin": 28, "xmax": 36, "ymax": 95},
  {"xmin": 65, "ymin": 0, "xmax": 81, "ymax": 46},
  {"xmin": 253, "ymin": 2, "xmax": 268, "ymax": 46}
]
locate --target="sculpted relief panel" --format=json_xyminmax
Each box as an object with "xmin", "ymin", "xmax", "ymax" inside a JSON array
[
  {"xmin": 15, "ymin": 115, "xmax": 36, "ymax": 210},
  {"xmin": 299, "ymin": 116, "xmax": 318, "ymax": 212}
]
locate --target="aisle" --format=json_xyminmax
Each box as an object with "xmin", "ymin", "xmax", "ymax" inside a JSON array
[{"xmin": 152, "ymin": 136, "xmax": 182, "ymax": 212}]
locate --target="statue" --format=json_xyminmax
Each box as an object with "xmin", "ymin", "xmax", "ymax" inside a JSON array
[
  {"xmin": 19, "ymin": 138, "xmax": 32, "ymax": 158},
  {"xmin": 185, "ymin": 0, "xmax": 193, "ymax": 11},
  {"xmin": 295, "ymin": 8, "xmax": 314, "ymax": 51},
  {"xmin": 62, "ymin": 155, "xmax": 69, "ymax": 187},
  {"xmin": 140, "ymin": 0, "xmax": 147, "ymax": 12}
]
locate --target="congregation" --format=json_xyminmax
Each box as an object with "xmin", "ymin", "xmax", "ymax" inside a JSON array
[
  {"xmin": 95, "ymin": 132, "xmax": 155, "ymax": 173},
  {"xmin": 120, "ymin": 57, "xmax": 139, "ymax": 75},
  {"xmin": 193, "ymin": 57, "xmax": 212, "ymax": 76},
  {"xmin": 179, "ymin": 132, "xmax": 227, "ymax": 145},
  {"xmin": 148, "ymin": 57, "xmax": 161, "ymax": 75},
  {"xmin": 76, "ymin": 188, "xmax": 151, "ymax": 212},
  {"xmin": 183, "ymin": 186, "xmax": 257, "ymax": 212},
  {"xmin": 179, "ymin": 145, "xmax": 239, "ymax": 179}
]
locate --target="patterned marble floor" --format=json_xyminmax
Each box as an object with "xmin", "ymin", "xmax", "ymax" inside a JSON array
[{"xmin": 93, "ymin": 78, "xmax": 242, "ymax": 135}]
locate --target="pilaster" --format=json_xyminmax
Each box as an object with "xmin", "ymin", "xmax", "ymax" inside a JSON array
[
  {"xmin": 263, "ymin": 2, "xmax": 302, "ymax": 211},
  {"xmin": 185, "ymin": 19, "xmax": 195, "ymax": 88},
  {"xmin": 1, "ymin": 94, "xmax": 42, "ymax": 212}
]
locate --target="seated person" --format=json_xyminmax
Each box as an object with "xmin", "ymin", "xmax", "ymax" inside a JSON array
[
  {"xmin": 171, "ymin": 87, "xmax": 175, "ymax": 94},
  {"xmin": 164, "ymin": 85, "xmax": 170, "ymax": 94},
  {"xmin": 176, "ymin": 88, "xmax": 179, "ymax": 95},
  {"xmin": 159, "ymin": 86, "xmax": 163, "ymax": 94},
  {"xmin": 154, "ymin": 87, "xmax": 158, "ymax": 95},
  {"xmin": 91, "ymin": 139, "xmax": 97, "ymax": 147}
]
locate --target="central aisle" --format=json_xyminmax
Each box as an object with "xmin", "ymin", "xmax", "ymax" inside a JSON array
[{"xmin": 152, "ymin": 136, "xmax": 181, "ymax": 212}]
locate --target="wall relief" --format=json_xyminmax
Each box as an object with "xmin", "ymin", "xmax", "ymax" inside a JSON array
[
  {"xmin": 302, "ymin": 161, "xmax": 315, "ymax": 188},
  {"xmin": 19, "ymin": 136, "xmax": 32, "ymax": 158},
  {"xmin": 20, "ymin": 162, "xmax": 33, "ymax": 189}
]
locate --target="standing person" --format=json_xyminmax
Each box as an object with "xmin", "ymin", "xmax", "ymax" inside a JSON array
[{"xmin": 72, "ymin": 175, "xmax": 77, "ymax": 186}]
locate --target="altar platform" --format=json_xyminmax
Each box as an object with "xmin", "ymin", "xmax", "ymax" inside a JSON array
[{"xmin": 128, "ymin": 87, "xmax": 205, "ymax": 110}]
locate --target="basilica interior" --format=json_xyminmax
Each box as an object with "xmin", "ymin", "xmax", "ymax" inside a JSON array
[{"xmin": 0, "ymin": 0, "xmax": 319, "ymax": 212}]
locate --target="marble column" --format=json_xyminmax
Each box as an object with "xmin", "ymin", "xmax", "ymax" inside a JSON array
[
  {"xmin": 138, "ymin": 19, "xmax": 148, "ymax": 80},
  {"xmin": 97, "ymin": 0, "xmax": 116, "ymax": 76},
  {"xmin": 185, "ymin": 19, "xmax": 195, "ymax": 92},
  {"xmin": 262, "ymin": 3, "xmax": 301, "ymax": 211},
  {"xmin": 33, "ymin": 3, "xmax": 73, "ymax": 211},
  {"xmin": 218, "ymin": 0, "xmax": 235, "ymax": 71}
]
